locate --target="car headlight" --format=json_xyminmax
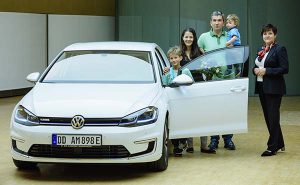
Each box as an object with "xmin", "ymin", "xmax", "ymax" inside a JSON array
[
  {"xmin": 14, "ymin": 105, "xmax": 39, "ymax": 126},
  {"xmin": 119, "ymin": 106, "xmax": 158, "ymax": 127}
]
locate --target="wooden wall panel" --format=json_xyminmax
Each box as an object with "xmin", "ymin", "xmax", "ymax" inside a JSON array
[{"xmin": 0, "ymin": 0, "xmax": 115, "ymax": 16}]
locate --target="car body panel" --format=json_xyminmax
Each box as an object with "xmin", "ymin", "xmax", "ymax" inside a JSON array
[
  {"xmin": 167, "ymin": 78, "xmax": 248, "ymax": 139},
  {"xmin": 22, "ymin": 83, "xmax": 160, "ymax": 118}
]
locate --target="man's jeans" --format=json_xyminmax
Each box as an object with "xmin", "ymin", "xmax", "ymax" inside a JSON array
[{"xmin": 211, "ymin": 134, "xmax": 233, "ymax": 143}]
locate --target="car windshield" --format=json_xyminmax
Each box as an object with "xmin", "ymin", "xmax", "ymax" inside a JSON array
[{"xmin": 42, "ymin": 50, "xmax": 154, "ymax": 84}]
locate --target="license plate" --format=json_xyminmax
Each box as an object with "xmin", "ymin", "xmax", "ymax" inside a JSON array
[{"xmin": 52, "ymin": 134, "xmax": 102, "ymax": 146}]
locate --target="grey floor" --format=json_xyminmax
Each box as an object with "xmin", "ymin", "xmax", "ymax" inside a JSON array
[{"xmin": 1, "ymin": 96, "xmax": 300, "ymax": 185}]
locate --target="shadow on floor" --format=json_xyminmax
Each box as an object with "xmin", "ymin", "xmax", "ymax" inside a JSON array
[{"xmin": 14, "ymin": 163, "xmax": 155, "ymax": 182}]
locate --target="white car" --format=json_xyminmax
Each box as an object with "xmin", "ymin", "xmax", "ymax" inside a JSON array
[{"xmin": 10, "ymin": 42, "xmax": 249, "ymax": 171}]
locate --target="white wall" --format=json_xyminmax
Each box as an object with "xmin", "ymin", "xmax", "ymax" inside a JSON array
[
  {"xmin": 48, "ymin": 15, "xmax": 115, "ymax": 63},
  {"xmin": 0, "ymin": 12, "xmax": 47, "ymax": 91},
  {"xmin": 0, "ymin": 13, "xmax": 115, "ymax": 91}
]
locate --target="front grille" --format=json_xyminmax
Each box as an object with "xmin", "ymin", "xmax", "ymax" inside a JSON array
[
  {"xmin": 13, "ymin": 139, "xmax": 155, "ymax": 159},
  {"xmin": 28, "ymin": 144, "xmax": 130, "ymax": 158},
  {"xmin": 38, "ymin": 117, "xmax": 121, "ymax": 126}
]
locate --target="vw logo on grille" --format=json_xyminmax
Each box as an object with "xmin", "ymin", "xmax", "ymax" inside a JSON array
[{"xmin": 71, "ymin": 115, "xmax": 85, "ymax": 129}]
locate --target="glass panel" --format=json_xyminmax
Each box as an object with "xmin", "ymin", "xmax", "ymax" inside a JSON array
[
  {"xmin": 181, "ymin": 46, "xmax": 249, "ymax": 82},
  {"xmin": 42, "ymin": 51, "xmax": 154, "ymax": 84}
]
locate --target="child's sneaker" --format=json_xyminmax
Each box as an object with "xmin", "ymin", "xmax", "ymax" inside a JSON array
[{"xmin": 173, "ymin": 148, "xmax": 183, "ymax": 157}]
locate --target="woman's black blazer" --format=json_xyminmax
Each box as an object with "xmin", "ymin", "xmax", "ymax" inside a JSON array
[{"xmin": 254, "ymin": 44, "xmax": 289, "ymax": 95}]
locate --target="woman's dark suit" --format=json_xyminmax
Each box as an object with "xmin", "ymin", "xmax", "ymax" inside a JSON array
[{"xmin": 254, "ymin": 44, "xmax": 289, "ymax": 152}]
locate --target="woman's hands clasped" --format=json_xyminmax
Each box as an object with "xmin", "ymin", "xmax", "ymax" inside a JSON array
[{"xmin": 254, "ymin": 67, "xmax": 266, "ymax": 76}]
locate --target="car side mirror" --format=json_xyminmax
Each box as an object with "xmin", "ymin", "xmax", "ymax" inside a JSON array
[
  {"xmin": 26, "ymin": 72, "xmax": 40, "ymax": 83},
  {"xmin": 169, "ymin": 74, "xmax": 194, "ymax": 88}
]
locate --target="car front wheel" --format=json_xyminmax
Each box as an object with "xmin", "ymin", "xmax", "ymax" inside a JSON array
[{"xmin": 149, "ymin": 118, "xmax": 169, "ymax": 171}]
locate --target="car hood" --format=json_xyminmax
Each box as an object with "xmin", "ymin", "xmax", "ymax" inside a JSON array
[{"xmin": 21, "ymin": 83, "xmax": 160, "ymax": 118}]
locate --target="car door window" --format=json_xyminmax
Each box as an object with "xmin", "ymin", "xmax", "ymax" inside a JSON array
[
  {"xmin": 180, "ymin": 46, "xmax": 249, "ymax": 82},
  {"xmin": 155, "ymin": 52, "xmax": 165, "ymax": 72},
  {"xmin": 155, "ymin": 52, "xmax": 167, "ymax": 86},
  {"xmin": 155, "ymin": 47, "xmax": 170, "ymax": 68},
  {"xmin": 155, "ymin": 47, "xmax": 171, "ymax": 86}
]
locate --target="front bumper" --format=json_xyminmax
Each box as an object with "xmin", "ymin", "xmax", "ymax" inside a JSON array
[{"xmin": 11, "ymin": 121, "xmax": 164, "ymax": 163}]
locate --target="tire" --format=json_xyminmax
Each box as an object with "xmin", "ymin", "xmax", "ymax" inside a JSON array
[
  {"xmin": 149, "ymin": 118, "xmax": 169, "ymax": 172},
  {"xmin": 13, "ymin": 159, "xmax": 37, "ymax": 170}
]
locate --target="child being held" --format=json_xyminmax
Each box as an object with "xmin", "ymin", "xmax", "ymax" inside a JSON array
[
  {"xmin": 225, "ymin": 14, "xmax": 242, "ymax": 76},
  {"xmin": 226, "ymin": 14, "xmax": 241, "ymax": 47}
]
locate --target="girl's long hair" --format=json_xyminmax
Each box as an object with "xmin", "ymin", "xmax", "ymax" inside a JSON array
[{"xmin": 180, "ymin": 27, "xmax": 203, "ymax": 60}]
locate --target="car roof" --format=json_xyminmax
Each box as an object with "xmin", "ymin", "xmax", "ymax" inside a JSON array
[{"xmin": 64, "ymin": 42, "xmax": 158, "ymax": 52}]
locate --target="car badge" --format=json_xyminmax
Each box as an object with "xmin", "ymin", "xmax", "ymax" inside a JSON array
[{"xmin": 71, "ymin": 115, "xmax": 85, "ymax": 129}]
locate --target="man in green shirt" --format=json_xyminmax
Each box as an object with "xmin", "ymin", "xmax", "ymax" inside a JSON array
[
  {"xmin": 198, "ymin": 11, "xmax": 227, "ymax": 52},
  {"xmin": 197, "ymin": 11, "xmax": 236, "ymax": 151}
]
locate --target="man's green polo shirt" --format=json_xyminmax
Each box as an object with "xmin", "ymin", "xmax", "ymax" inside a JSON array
[{"xmin": 197, "ymin": 29, "xmax": 227, "ymax": 52}]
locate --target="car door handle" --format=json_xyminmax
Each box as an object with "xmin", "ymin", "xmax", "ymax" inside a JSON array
[{"xmin": 230, "ymin": 86, "xmax": 246, "ymax": 92}]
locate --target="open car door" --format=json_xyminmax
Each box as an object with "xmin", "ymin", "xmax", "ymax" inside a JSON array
[{"xmin": 167, "ymin": 46, "xmax": 249, "ymax": 139}]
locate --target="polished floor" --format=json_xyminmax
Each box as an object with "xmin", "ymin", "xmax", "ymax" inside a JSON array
[{"xmin": 1, "ymin": 96, "xmax": 300, "ymax": 185}]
